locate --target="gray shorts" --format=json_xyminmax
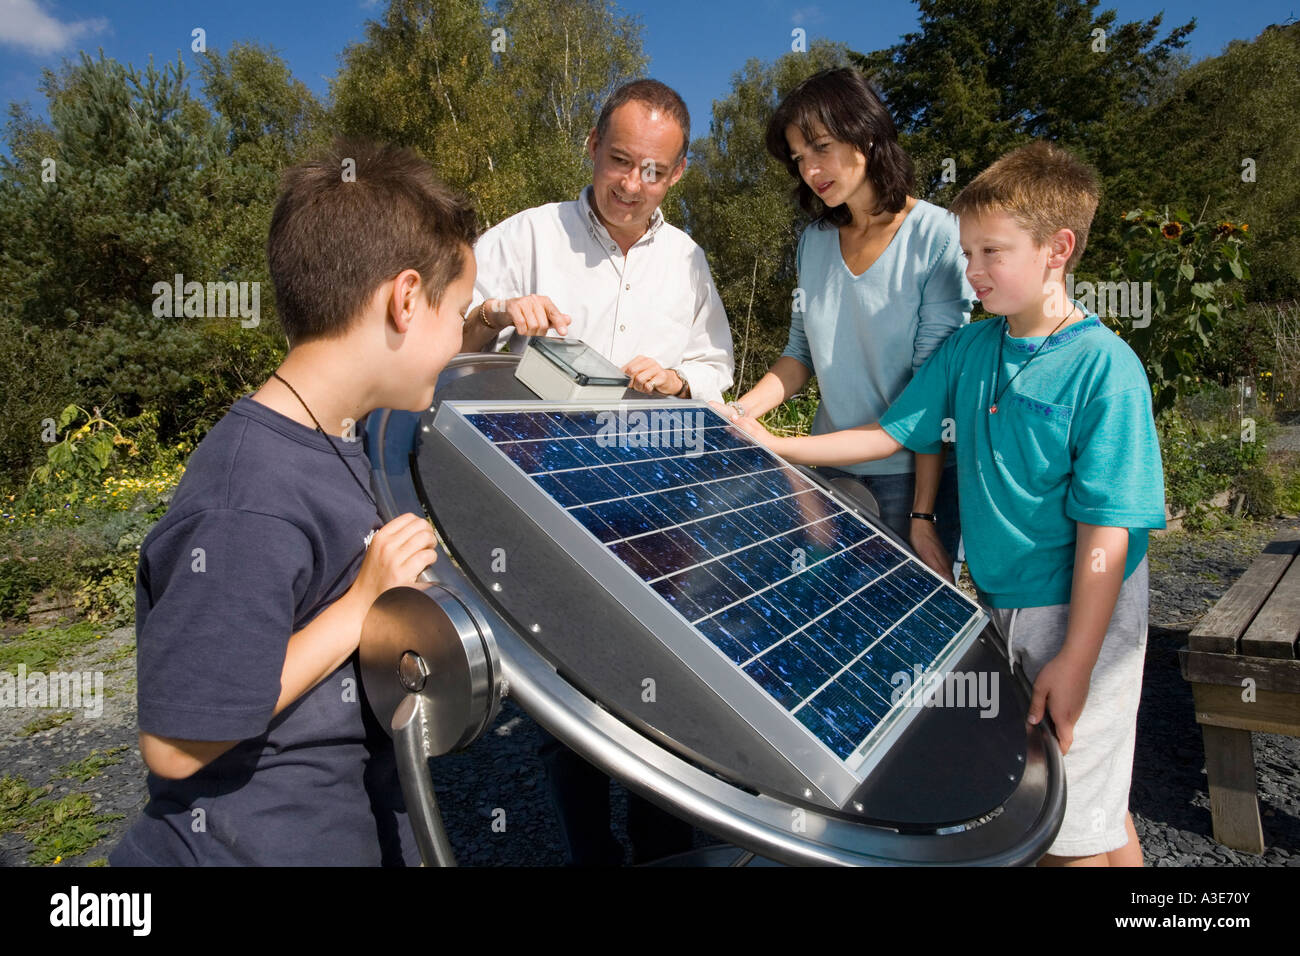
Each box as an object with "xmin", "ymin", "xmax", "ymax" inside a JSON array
[{"xmin": 983, "ymin": 557, "xmax": 1149, "ymax": 857}]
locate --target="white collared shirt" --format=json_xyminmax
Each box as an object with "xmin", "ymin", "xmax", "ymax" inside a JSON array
[{"xmin": 471, "ymin": 186, "xmax": 735, "ymax": 403}]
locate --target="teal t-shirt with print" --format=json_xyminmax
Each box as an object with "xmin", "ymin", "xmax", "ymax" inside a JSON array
[{"xmin": 879, "ymin": 309, "xmax": 1166, "ymax": 609}]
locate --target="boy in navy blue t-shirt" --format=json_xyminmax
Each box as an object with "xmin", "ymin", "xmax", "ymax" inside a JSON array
[{"xmin": 110, "ymin": 140, "xmax": 479, "ymax": 865}]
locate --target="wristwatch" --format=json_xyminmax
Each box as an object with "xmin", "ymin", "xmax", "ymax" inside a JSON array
[
  {"xmin": 909, "ymin": 511, "xmax": 937, "ymax": 522},
  {"xmin": 671, "ymin": 369, "xmax": 690, "ymax": 398}
]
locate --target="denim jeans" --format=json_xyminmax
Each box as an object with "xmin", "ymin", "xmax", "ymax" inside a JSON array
[{"xmin": 814, "ymin": 460, "xmax": 962, "ymax": 564}]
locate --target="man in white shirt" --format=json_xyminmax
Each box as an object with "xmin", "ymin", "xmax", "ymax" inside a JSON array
[
  {"xmin": 460, "ymin": 79, "xmax": 734, "ymax": 404},
  {"xmin": 460, "ymin": 80, "xmax": 727, "ymax": 865}
]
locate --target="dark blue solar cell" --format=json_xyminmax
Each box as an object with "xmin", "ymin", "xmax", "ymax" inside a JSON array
[
  {"xmin": 496, "ymin": 441, "xmax": 541, "ymax": 471},
  {"xmin": 556, "ymin": 411, "xmax": 605, "ymax": 435},
  {"xmin": 568, "ymin": 437, "xmax": 625, "ymax": 466},
  {"xmin": 859, "ymin": 536, "xmax": 907, "ymax": 571},
  {"xmin": 816, "ymin": 680, "xmax": 881, "ymax": 744},
  {"xmin": 826, "ymin": 510, "xmax": 872, "ymax": 545},
  {"xmin": 608, "ymin": 539, "xmax": 661, "ymax": 580},
  {"xmin": 716, "ymin": 544, "xmax": 787, "ymax": 593},
  {"xmin": 861, "ymin": 575, "xmax": 913, "ymax": 622},
  {"xmin": 703, "ymin": 424, "xmax": 755, "ymax": 450},
  {"xmin": 883, "ymin": 613, "xmax": 946, "ymax": 664},
  {"xmin": 759, "ymin": 640, "xmax": 832, "ymax": 700},
  {"xmin": 650, "ymin": 576, "xmax": 707, "ymax": 622},
  {"xmin": 553, "ymin": 467, "xmax": 623, "ymax": 505},
  {"xmin": 912, "ymin": 604, "xmax": 964, "ymax": 651},
  {"xmin": 529, "ymin": 440, "xmax": 588, "ymax": 472},
  {"xmin": 787, "ymin": 631, "xmax": 841, "ymax": 675},
  {"xmin": 695, "ymin": 618, "xmax": 751, "ymax": 665},
  {"xmin": 850, "ymin": 659, "xmax": 904, "ymax": 712},
  {"xmin": 927, "ymin": 585, "xmax": 980, "ymax": 628},
  {"xmin": 590, "ymin": 496, "xmax": 678, "ymax": 540},
  {"xmin": 618, "ymin": 459, "xmax": 685, "ymax": 493},
  {"xmin": 466, "ymin": 414, "xmax": 515, "ymax": 442},
  {"xmin": 568, "ymin": 505, "xmax": 622, "ymax": 543},
  {"xmin": 712, "ymin": 601, "xmax": 783, "ymax": 657},
  {"xmin": 691, "ymin": 511, "xmax": 760, "ymax": 554},
  {"xmin": 742, "ymin": 658, "xmax": 802, "ymax": 710},
  {"xmin": 742, "ymin": 593, "xmax": 798, "ymax": 635},
  {"xmin": 531, "ymin": 473, "xmax": 581, "ymax": 508},
  {"xmin": 622, "ymin": 530, "xmax": 698, "ymax": 578},
  {"xmin": 667, "ymin": 563, "xmax": 743, "ymax": 616},
  {"xmin": 854, "ymin": 640, "xmax": 914, "ymax": 691},
  {"xmin": 794, "ymin": 703, "xmax": 856, "ymax": 759},
  {"xmin": 490, "ymin": 413, "xmax": 550, "ymax": 441},
  {"xmin": 817, "ymin": 606, "xmax": 879, "ymax": 657},
  {"xmin": 768, "ymin": 572, "xmax": 837, "ymax": 620}
]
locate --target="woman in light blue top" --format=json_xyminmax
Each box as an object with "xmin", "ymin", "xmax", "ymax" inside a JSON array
[{"xmin": 725, "ymin": 67, "xmax": 973, "ymax": 581}]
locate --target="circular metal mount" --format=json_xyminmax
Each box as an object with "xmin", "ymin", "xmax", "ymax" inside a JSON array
[{"xmin": 359, "ymin": 584, "xmax": 500, "ymax": 755}]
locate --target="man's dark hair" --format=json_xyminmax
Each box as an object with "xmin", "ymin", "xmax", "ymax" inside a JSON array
[
  {"xmin": 765, "ymin": 67, "xmax": 914, "ymax": 226},
  {"xmin": 268, "ymin": 138, "xmax": 479, "ymax": 345},
  {"xmin": 594, "ymin": 78, "xmax": 691, "ymax": 166}
]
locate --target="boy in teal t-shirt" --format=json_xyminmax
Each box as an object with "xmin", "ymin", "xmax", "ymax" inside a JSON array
[{"xmin": 719, "ymin": 141, "xmax": 1165, "ymax": 866}]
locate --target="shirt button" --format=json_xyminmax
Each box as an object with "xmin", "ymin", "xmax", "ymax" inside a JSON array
[
  {"xmin": 625, "ymin": 284, "xmax": 631, "ymax": 290},
  {"xmin": 609, "ymin": 244, "xmax": 616, "ymax": 251},
  {"xmin": 619, "ymin": 324, "xmax": 626, "ymax": 332}
]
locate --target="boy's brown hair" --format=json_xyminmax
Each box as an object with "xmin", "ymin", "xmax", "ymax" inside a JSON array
[
  {"xmin": 268, "ymin": 138, "xmax": 479, "ymax": 344},
  {"xmin": 949, "ymin": 141, "xmax": 1099, "ymax": 271}
]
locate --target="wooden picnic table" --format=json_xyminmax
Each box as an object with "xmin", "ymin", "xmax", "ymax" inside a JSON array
[{"xmin": 1178, "ymin": 528, "xmax": 1300, "ymax": 853}]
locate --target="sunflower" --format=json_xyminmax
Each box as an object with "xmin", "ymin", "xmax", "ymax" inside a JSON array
[{"xmin": 1161, "ymin": 221, "xmax": 1183, "ymax": 240}]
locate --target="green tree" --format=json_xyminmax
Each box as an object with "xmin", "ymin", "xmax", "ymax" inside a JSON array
[
  {"xmin": 332, "ymin": 0, "xmax": 646, "ymax": 225},
  {"xmin": 0, "ymin": 53, "xmax": 226, "ymax": 484},
  {"xmin": 1118, "ymin": 22, "xmax": 1300, "ymax": 301},
  {"xmin": 855, "ymin": 0, "xmax": 1194, "ymax": 211}
]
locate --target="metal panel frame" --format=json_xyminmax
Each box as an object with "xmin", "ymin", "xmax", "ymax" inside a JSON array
[{"xmin": 433, "ymin": 398, "xmax": 987, "ymax": 807}]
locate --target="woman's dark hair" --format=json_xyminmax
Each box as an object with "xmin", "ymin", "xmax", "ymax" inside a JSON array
[{"xmin": 765, "ymin": 67, "xmax": 913, "ymax": 227}]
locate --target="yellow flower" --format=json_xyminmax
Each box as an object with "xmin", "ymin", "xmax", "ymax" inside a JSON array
[{"xmin": 1161, "ymin": 221, "xmax": 1183, "ymax": 240}]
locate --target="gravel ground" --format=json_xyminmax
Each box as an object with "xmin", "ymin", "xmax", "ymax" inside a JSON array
[{"xmin": 2, "ymin": 518, "xmax": 1298, "ymax": 867}]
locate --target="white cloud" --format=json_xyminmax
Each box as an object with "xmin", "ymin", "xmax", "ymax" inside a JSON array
[
  {"xmin": 0, "ymin": 0, "xmax": 108, "ymax": 56},
  {"xmin": 790, "ymin": 5, "xmax": 825, "ymax": 25}
]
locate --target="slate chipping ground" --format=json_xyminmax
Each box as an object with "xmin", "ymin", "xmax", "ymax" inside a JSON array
[{"xmin": 1, "ymin": 518, "xmax": 1298, "ymax": 867}]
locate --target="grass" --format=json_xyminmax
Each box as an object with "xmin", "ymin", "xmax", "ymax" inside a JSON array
[
  {"xmin": 55, "ymin": 746, "xmax": 128, "ymax": 783},
  {"xmin": 19, "ymin": 711, "xmax": 74, "ymax": 736},
  {"xmin": 0, "ymin": 621, "xmax": 106, "ymax": 671},
  {"xmin": 0, "ymin": 772, "xmax": 123, "ymax": 865}
]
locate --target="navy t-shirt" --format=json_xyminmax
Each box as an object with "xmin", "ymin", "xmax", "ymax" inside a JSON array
[{"xmin": 110, "ymin": 396, "xmax": 421, "ymax": 866}]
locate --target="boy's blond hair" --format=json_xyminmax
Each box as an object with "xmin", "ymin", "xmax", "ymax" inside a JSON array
[{"xmin": 950, "ymin": 141, "xmax": 1099, "ymax": 272}]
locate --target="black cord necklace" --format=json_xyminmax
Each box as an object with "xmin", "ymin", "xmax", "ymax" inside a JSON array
[
  {"xmin": 988, "ymin": 304, "xmax": 1078, "ymax": 414},
  {"xmin": 272, "ymin": 371, "xmax": 375, "ymax": 506}
]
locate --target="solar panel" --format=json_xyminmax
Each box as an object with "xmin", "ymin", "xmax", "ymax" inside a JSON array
[{"xmin": 433, "ymin": 399, "xmax": 986, "ymax": 806}]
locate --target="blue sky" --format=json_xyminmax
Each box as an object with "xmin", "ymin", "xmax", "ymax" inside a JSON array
[{"xmin": 1, "ymin": 0, "xmax": 1296, "ymax": 139}]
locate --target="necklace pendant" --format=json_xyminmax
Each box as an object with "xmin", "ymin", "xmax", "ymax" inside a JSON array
[{"xmin": 989, "ymin": 404, "xmax": 998, "ymax": 414}]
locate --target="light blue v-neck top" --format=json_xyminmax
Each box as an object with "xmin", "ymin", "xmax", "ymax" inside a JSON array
[{"xmin": 781, "ymin": 199, "xmax": 974, "ymax": 475}]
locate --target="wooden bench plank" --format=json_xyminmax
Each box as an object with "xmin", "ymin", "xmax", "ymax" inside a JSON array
[
  {"xmin": 1240, "ymin": 553, "xmax": 1300, "ymax": 659},
  {"xmin": 1190, "ymin": 683, "xmax": 1300, "ymax": 736},
  {"xmin": 1188, "ymin": 531, "xmax": 1300, "ymax": 653},
  {"xmin": 1179, "ymin": 648, "xmax": 1300, "ymax": 695}
]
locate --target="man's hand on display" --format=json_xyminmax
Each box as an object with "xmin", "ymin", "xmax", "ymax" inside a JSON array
[
  {"xmin": 493, "ymin": 295, "xmax": 572, "ymax": 337},
  {"xmin": 623, "ymin": 355, "xmax": 684, "ymax": 396}
]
